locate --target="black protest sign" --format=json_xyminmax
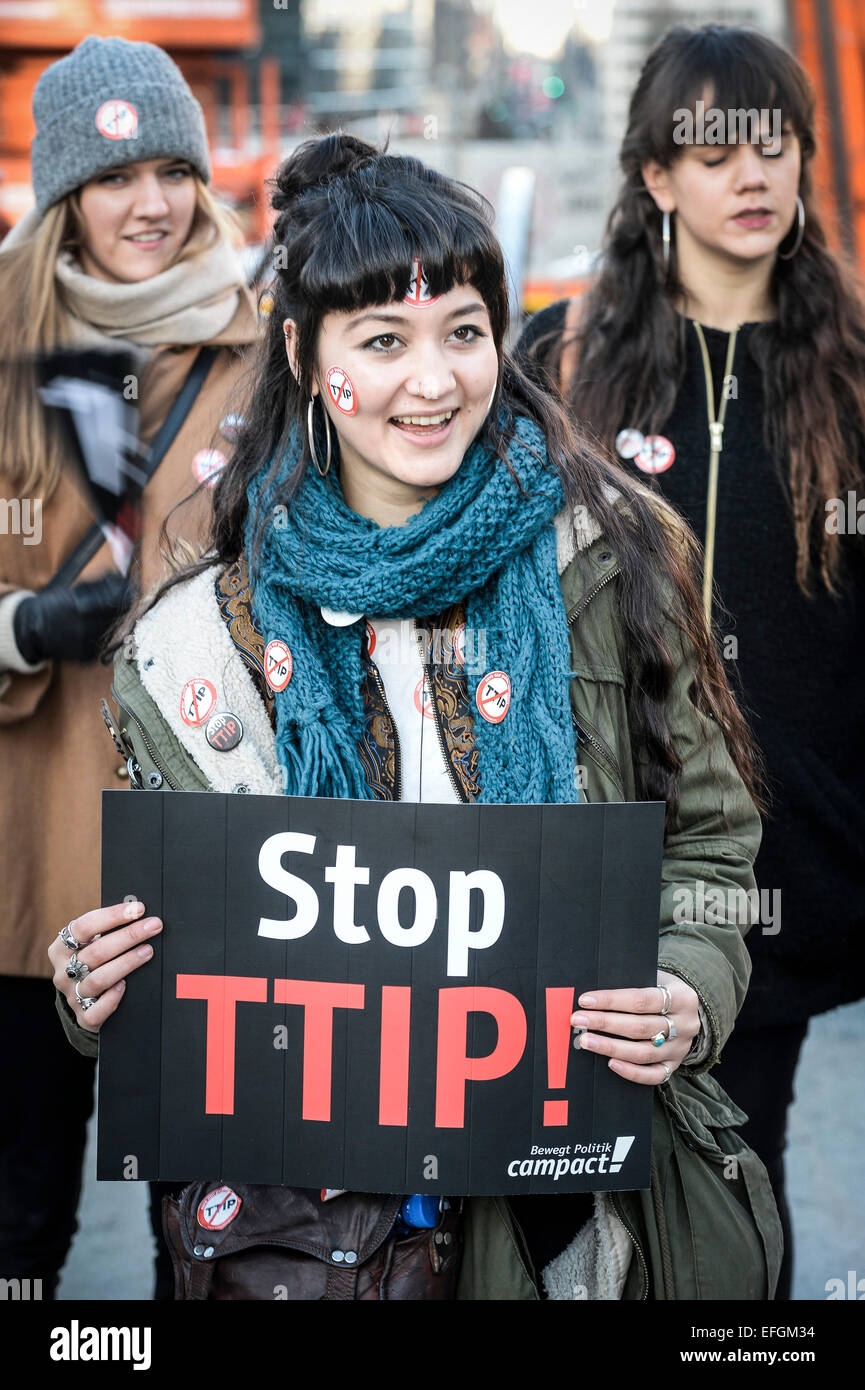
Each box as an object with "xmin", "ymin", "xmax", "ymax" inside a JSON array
[{"xmin": 98, "ymin": 792, "xmax": 664, "ymax": 1194}]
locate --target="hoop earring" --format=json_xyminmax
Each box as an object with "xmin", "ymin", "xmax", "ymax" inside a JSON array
[
  {"xmin": 662, "ymin": 209, "xmax": 671, "ymax": 273},
  {"xmin": 307, "ymin": 397, "xmax": 332, "ymax": 478},
  {"xmin": 778, "ymin": 195, "xmax": 805, "ymax": 260}
]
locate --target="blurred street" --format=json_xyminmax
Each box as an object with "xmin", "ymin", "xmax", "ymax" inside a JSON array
[{"xmin": 57, "ymin": 998, "xmax": 865, "ymax": 1302}]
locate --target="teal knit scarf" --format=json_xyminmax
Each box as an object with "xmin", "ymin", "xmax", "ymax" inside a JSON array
[{"xmin": 245, "ymin": 414, "xmax": 579, "ymax": 804}]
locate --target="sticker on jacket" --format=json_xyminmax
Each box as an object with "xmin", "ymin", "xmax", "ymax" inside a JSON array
[
  {"xmin": 264, "ymin": 640, "xmax": 293, "ymax": 693},
  {"xmin": 476, "ymin": 671, "xmax": 511, "ymax": 723},
  {"xmin": 180, "ymin": 677, "xmax": 218, "ymax": 727},
  {"xmin": 197, "ymin": 1186, "xmax": 242, "ymax": 1231}
]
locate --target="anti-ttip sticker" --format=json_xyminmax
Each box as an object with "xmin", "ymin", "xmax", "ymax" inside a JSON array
[
  {"xmin": 197, "ymin": 1186, "xmax": 242, "ymax": 1231},
  {"xmin": 95, "ymin": 100, "xmax": 139, "ymax": 140},
  {"xmin": 325, "ymin": 367, "xmax": 356, "ymax": 415},
  {"xmin": 404, "ymin": 257, "xmax": 438, "ymax": 306}
]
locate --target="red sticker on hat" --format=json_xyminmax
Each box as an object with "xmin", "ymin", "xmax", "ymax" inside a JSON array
[
  {"xmin": 325, "ymin": 367, "xmax": 357, "ymax": 415},
  {"xmin": 197, "ymin": 1186, "xmax": 242, "ymax": 1231},
  {"xmin": 476, "ymin": 671, "xmax": 511, "ymax": 723},
  {"xmin": 365, "ymin": 620, "xmax": 376, "ymax": 656},
  {"xmin": 192, "ymin": 448, "xmax": 227, "ymax": 487},
  {"xmin": 95, "ymin": 99, "xmax": 139, "ymax": 141},
  {"xmin": 264, "ymin": 640, "xmax": 293, "ymax": 693},
  {"xmin": 414, "ymin": 676, "xmax": 435, "ymax": 720},
  {"xmin": 404, "ymin": 257, "xmax": 439, "ymax": 306},
  {"xmin": 179, "ymin": 677, "xmax": 217, "ymax": 728},
  {"xmin": 634, "ymin": 435, "xmax": 676, "ymax": 474}
]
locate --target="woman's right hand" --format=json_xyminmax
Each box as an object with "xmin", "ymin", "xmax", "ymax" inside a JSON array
[{"xmin": 49, "ymin": 900, "xmax": 163, "ymax": 1034}]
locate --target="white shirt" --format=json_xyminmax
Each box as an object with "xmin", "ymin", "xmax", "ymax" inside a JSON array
[{"xmin": 366, "ymin": 616, "xmax": 459, "ymax": 804}]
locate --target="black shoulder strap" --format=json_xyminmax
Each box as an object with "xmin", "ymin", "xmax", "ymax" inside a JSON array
[{"xmin": 46, "ymin": 345, "xmax": 219, "ymax": 591}]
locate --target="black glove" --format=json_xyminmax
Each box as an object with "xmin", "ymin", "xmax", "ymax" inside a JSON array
[{"xmin": 13, "ymin": 573, "xmax": 133, "ymax": 665}]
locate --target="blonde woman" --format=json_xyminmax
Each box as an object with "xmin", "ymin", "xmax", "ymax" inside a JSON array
[{"xmin": 0, "ymin": 35, "xmax": 259, "ymax": 1298}]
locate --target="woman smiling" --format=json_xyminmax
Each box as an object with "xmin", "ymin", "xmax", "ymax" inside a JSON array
[{"xmin": 49, "ymin": 133, "xmax": 781, "ymax": 1300}]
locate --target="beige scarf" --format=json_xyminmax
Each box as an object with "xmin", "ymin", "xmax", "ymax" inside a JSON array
[{"xmin": 2, "ymin": 205, "xmax": 244, "ymax": 348}]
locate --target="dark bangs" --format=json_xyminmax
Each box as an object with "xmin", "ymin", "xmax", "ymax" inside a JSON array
[
  {"xmin": 289, "ymin": 157, "xmax": 509, "ymax": 347},
  {"xmin": 626, "ymin": 23, "xmax": 816, "ymax": 170}
]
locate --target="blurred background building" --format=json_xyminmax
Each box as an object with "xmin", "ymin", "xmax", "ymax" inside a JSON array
[{"xmin": 0, "ymin": 1, "xmax": 862, "ymax": 315}]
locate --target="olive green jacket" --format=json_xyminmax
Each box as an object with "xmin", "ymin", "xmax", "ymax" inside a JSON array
[{"xmin": 57, "ymin": 507, "xmax": 780, "ymax": 1299}]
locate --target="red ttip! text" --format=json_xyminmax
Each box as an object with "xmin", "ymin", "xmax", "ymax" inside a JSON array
[{"xmin": 175, "ymin": 975, "xmax": 576, "ymax": 1128}]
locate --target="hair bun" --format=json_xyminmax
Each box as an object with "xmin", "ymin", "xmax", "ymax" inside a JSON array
[{"xmin": 271, "ymin": 133, "xmax": 379, "ymax": 214}]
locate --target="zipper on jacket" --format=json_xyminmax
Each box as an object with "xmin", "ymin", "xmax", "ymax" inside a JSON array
[
  {"xmin": 566, "ymin": 563, "xmax": 620, "ymax": 629},
  {"xmin": 110, "ymin": 684, "xmax": 181, "ymax": 791},
  {"xmin": 367, "ymin": 662, "xmax": 402, "ymax": 802},
  {"xmin": 571, "ymin": 710, "xmax": 624, "ymax": 795},
  {"xmin": 609, "ymin": 1190, "xmax": 649, "ymax": 1300},
  {"xmin": 415, "ymin": 621, "xmax": 467, "ymax": 804}
]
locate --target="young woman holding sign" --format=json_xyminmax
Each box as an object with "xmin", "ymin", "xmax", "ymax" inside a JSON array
[
  {"xmin": 49, "ymin": 133, "xmax": 780, "ymax": 1300},
  {"xmin": 518, "ymin": 23, "xmax": 865, "ymax": 1299}
]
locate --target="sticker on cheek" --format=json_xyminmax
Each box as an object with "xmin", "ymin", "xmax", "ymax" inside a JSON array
[
  {"xmin": 404, "ymin": 257, "xmax": 439, "ymax": 307},
  {"xmin": 325, "ymin": 366, "xmax": 357, "ymax": 415}
]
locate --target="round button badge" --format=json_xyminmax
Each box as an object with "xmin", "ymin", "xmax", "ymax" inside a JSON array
[
  {"xmin": 615, "ymin": 428, "xmax": 644, "ymax": 460},
  {"xmin": 205, "ymin": 712, "xmax": 243, "ymax": 752},
  {"xmin": 192, "ymin": 448, "xmax": 227, "ymax": 487},
  {"xmin": 197, "ymin": 1186, "xmax": 242, "ymax": 1232},
  {"xmin": 476, "ymin": 671, "xmax": 512, "ymax": 724},
  {"xmin": 634, "ymin": 435, "xmax": 676, "ymax": 474},
  {"xmin": 413, "ymin": 676, "xmax": 435, "ymax": 720},
  {"xmin": 264, "ymin": 640, "xmax": 293, "ymax": 693},
  {"xmin": 179, "ymin": 678, "xmax": 217, "ymax": 728},
  {"xmin": 320, "ymin": 606, "xmax": 363, "ymax": 627},
  {"xmin": 95, "ymin": 99, "xmax": 139, "ymax": 141}
]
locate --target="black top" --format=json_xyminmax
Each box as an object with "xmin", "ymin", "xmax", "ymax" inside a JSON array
[{"xmin": 518, "ymin": 300, "xmax": 865, "ymax": 1027}]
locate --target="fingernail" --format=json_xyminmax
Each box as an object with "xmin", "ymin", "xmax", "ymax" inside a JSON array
[
  {"xmin": 144, "ymin": 919, "xmax": 163, "ymax": 933},
  {"xmin": 571, "ymin": 1013, "xmax": 591, "ymax": 1027},
  {"xmin": 579, "ymin": 1034, "xmax": 598, "ymax": 1050},
  {"xmin": 137, "ymin": 944, "xmax": 153, "ymax": 959},
  {"xmin": 578, "ymin": 994, "xmax": 597, "ymax": 1008},
  {"xmin": 124, "ymin": 901, "xmax": 145, "ymax": 919},
  {"xmin": 116, "ymin": 981, "xmax": 126, "ymax": 993}
]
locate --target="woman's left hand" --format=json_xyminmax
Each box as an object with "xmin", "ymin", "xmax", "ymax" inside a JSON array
[{"xmin": 570, "ymin": 969, "xmax": 700, "ymax": 1085}]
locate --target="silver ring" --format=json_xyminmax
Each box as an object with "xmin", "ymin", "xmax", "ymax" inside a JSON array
[
  {"xmin": 65, "ymin": 954, "xmax": 90, "ymax": 982},
  {"xmin": 74, "ymin": 981, "xmax": 97, "ymax": 1012},
  {"xmin": 59, "ymin": 923, "xmax": 82, "ymax": 952},
  {"xmin": 666, "ymin": 1016, "xmax": 678, "ymax": 1042},
  {"xmin": 661, "ymin": 1062, "xmax": 672, "ymax": 1083},
  {"xmin": 658, "ymin": 985, "xmax": 672, "ymax": 1016}
]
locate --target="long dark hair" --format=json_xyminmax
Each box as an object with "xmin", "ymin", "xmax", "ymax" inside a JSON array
[
  {"xmin": 540, "ymin": 22, "xmax": 865, "ymax": 596},
  {"xmin": 139, "ymin": 132, "xmax": 765, "ymax": 821}
]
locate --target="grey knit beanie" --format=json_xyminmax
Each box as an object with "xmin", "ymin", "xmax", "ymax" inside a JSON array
[{"xmin": 31, "ymin": 35, "xmax": 211, "ymax": 216}]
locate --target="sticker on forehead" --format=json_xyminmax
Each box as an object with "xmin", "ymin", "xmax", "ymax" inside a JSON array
[
  {"xmin": 95, "ymin": 99, "xmax": 139, "ymax": 140},
  {"xmin": 325, "ymin": 367, "xmax": 357, "ymax": 415},
  {"xmin": 404, "ymin": 257, "xmax": 439, "ymax": 307}
]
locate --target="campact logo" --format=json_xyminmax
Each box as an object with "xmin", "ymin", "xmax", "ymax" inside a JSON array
[{"xmin": 507, "ymin": 1135, "xmax": 635, "ymax": 1180}]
